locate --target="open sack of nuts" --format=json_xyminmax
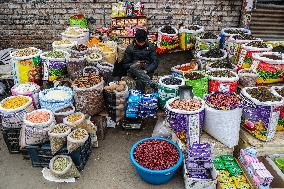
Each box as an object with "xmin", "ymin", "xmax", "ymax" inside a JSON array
[
  {"xmin": 184, "ymin": 71, "xmax": 208, "ymax": 98},
  {"xmin": 165, "ymin": 97, "xmax": 205, "ymax": 146},
  {"xmin": 72, "ymin": 70, "xmax": 104, "ymax": 115},
  {"xmin": 66, "ymin": 54, "xmax": 86, "ymax": 80},
  {"xmin": 241, "ymin": 87, "xmax": 284, "ymax": 141},
  {"xmin": 53, "ymin": 105, "xmax": 76, "ymax": 123},
  {"xmin": 63, "ymin": 112, "xmax": 86, "ymax": 128},
  {"xmin": 204, "ymin": 92, "xmax": 243, "ymax": 148},
  {"xmin": 104, "ymin": 81, "xmax": 128, "ymax": 122},
  {"xmin": 48, "ymin": 124, "xmax": 71, "ymax": 155},
  {"xmin": 20, "ymin": 109, "xmax": 55, "ymax": 147},
  {"xmin": 196, "ymin": 49, "xmax": 227, "ymax": 70},
  {"xmin": 207, "ymin": 69, "xmax": 239, "ymax": 93},
  {"xmin": 157, "ymin": 76, "xmax": 185, "ymax": 109},
  {"xmin": 67, "ymin": 128, "xmax": 89, "ymax": 153},
  {"xmin": 49, "ymin": 155, "xmax": 80, "ymax": 179},
  {"xmin": 195, "ymin": 32, "xmax": 220, "ymax": 52}
]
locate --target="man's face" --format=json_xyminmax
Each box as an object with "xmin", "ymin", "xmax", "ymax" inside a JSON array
[{"xmin": 135, "ymin": 39, "xmax": 146, "ymax": 47}]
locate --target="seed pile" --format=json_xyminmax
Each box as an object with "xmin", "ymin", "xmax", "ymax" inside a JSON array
[
  {"xmin": 208, "ymin": 70, "xmax": 235, "ymax": 78},
  {"xmin": 160, "ymin": 26, "xmax": 176, "ymax": 34},
  {"xmin": 15, "ymin": 83, "xmax": 38, "ymax": 93},
  {"xmin": 63, "ymin": 29, "xmax": 82, "ymax": 36},
  {"xmin": 54, "ymin": 40, "xmax": 72, "ymax": 45},
  {"xmin": 188, "ymin": 25, "xmax": 200, "ymax": 31},
  {"xmin": 235, "ymin": 34, "xmax": 256, "ymax": 40},
  {"xmin": 45, "ymin": 90, "xmax": 69, "ymax": 100},
  {"xmin": 104, "ymin": 81, "xmax": 127, "ymax": 92},
  {"xmin": 209, "ymin": 61, "xmax": 234, "ymax": 69},
  {"xmin": 134, "ymin": 139, "xmax": 179, "ymax": 170},
  {"xmin": 162, "ymin": 77, "xmax": 182, "ymax": 85},
  {"xmin": 15, "ymin": 48, "xmax": 39, "ymax": 57},
  {"xmin": 51, "ymin": 124, "xmax": 70, "ymax": 134},
  {"xmin": 72, "ymin": 73, "xmax": 101, "ymax": 88},
  {"xmin": 276, "ymin": 88, "xmax": 284, "ymax": 97},
  {"xmin": 262, "ymin": 54, "xmax": 282, "ymax": 60},
  {"xmin": 246, "ymin": 41, "xmax": 268, "ymax": 48},
  {"xmin": 207, "ymin": 93, "xmax": 241, "ymax": 109},
  {"xmin": 184, "ymin": 72, "xmax": 205, "ymax": 80},
  {"xmin": 200, "ymin": 32, "xmax": 218, "ymax": 39},
  {"xmin": 202, "ymin": 49, "xmax": 224, "ymax": 58},
  {"xmin": 170, "ymin": 99, "xmax": 202, "ymax": 111},
  {"xmin": 224, "ymin": 29, "xmax": 245, "ymax": 35},
  {"xmin": 1, "ymin": 96, "xmax": 29, "ymax": 109},
  {"xmin": 72, "ymin": 44, "xmax": 88, "ymax": 52},
  {"xmin": 246, "ymin": 87, "xmax": 281, "ymax": 102},
  {"xmin": 53, "ymin": 156, "xmax": 70, "ymax": 172},
  {"xmin": 272, "ymin": 45, "xmax": 284, "ymax": 54},
  {"xmin": 44, "ymin": 51, "xmax": 67, "ymax": 58},
  {"xmin": 26, "ymin": 111, "xmax": 50, "ymax": 123}
]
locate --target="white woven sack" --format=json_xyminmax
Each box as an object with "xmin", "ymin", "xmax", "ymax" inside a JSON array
[
  {"xmin": 204, "ymin": 104, "xmax": 242, "ymax": 148},
  {"xmin": 196, "ymin": 49, "xmax": 227, "ymax": 70},
  {"xmin": 67, "ymin": 129, "xmax": 89, "ymax": 153},
  {"xmin": 63, "ymin": 112, "xmax": 86, "ymax": 128}
]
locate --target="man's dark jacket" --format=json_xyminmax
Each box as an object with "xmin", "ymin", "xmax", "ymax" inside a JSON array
[{"xmin": 123, "ymin": 42, "xmax": 158, "ymax": 73}]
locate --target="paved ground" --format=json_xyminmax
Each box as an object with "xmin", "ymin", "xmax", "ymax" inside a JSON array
[{"xmin": 0, "ymin": 124, "xmax": 184, "ymax": 189}]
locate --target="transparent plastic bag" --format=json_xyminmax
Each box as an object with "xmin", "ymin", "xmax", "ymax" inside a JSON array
[{"xmin": 152, "ymin": 117, "xmax": 172, "ymax": 139}]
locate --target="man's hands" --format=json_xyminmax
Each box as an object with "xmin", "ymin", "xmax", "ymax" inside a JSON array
[{"xmin": 130, "ymin": 61, "xmax": 146, "ymax": 69}]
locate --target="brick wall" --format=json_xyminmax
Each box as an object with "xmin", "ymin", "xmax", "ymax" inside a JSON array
[{"xmin": 0, "ymin": 0, "xmax": 243, "ymax": 50}]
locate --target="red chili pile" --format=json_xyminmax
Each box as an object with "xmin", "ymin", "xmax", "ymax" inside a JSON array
[
  {"xmin": 134, "ymin": 139, "xmax": 179, "ymax": 170},
  {"xmin": 207, "ymin": 93, "xmax": 241, "ymax": 109}
]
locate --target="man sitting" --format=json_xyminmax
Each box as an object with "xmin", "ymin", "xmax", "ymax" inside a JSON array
[{"xmin": 122, "ymin": 29, "xmax": 158, "ymax": 92}]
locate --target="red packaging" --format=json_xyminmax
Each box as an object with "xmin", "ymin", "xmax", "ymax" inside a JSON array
[{"xmin": 134, "ymin": 2, "xmax": 144, "ymax": 16}]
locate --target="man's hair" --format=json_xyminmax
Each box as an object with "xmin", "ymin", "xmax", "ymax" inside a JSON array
[{"xmin": 135, "ymin": 29, "xmax": 147, "ymax": 42}]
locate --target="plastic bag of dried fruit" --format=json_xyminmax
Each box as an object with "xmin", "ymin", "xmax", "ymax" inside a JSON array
[
  {"xmin": 67, "ymin": 128, "xmax": 89, "ymax": 153},
  {"xmin": 63, "ymin": 112, "xmax": 85, "ymax": 128},
  {"xmin": 49, "ymin": 155, "xmax": 80, "ymax": 179},
  {"xmin": 48, "ymin": 124, "xmax": 71, "ymax": 155}
]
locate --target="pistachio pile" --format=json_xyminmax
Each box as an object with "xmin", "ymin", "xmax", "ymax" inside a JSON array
[
  {"xmin": 202, "ymin": 49, "xmax": 224, "ymax": 58},
  {"xmin": 44, "ymin": 51, "xmax": 67, "ymax": 58},
  {"xmin": 53, "ymin": 156, "xmax": 70, "ymax": 172},
  {"xmin": 70, "ymin": 128, "xmax": 88, "ymax": 140},
  {"xmin": 200, "ymin": 32, "xmax": 218, "ymax": 39},
  {"xmin": 160, "ymin": 26, "xmax": 176, "ymax": 34},
  {"xmin": 246, "ymin": 41, "xmax": 268, "ymax": 48},
  {"xmin": 14, "ymin": 47, "xmax": 39, "ymax": 57},
  {"xmin": 208, "ymin": 70, "xmax": 235, "ymax": 78},
  {"xmin": 51, "ymin": 124, "xmax": 70, "ymax": 134},
  {"xmin": 246, "ymin": 87, "xmax": 281, "ymax": 102},
  {"xmin": 73, "ymin": 73, "xmax": 102, "ymax": 88},
  {"xmin": 188, "ymin": 25, "xmax": 200, "ymax": 30},
  {"xmin": 104, "ymin": 81, "xmax": 127, "ymax": 92}
]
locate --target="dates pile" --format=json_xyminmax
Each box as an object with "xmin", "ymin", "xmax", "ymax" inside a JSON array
[
  {"xmin": 207, "ymin": 92, "xmax": 241, "ymax": 109},
  {"xmin": 72, "ymin": 73, "xmax": 101, "ymax": 88},
  {"xmin": 208, "ymin": 70, "xmax": 235, "ymax": 78},
  {"xmin": 162, "ymin": 77, "xmax": 182, "ymax": 85},
  {"xmin": 202, "ymin": 48, "xmax": 224, "ymax": 58},
  {"xmin": 235, "ymin": 34, "xmax": 256, "ymax": 40},
  {"xmin": 246, "ymin": 41, "xmax": 268, "ymax": 48},
  {"xmin": 71, "ymin": 44, "xmax": 88, "ymax": 52},
  {"xmin": 170, "ymin": 99, "xmax": 202, "ymax": 111},
  {"xmin": 224, "ymin": 29, "xmax": 245, "ymax": 35},
  {"xmin": 134, "ymin": 139, "xmax": 179, "ymax": 170},
  {"xmin": 184, "ymin": 72, "xmax": 205, "ymax": 80},
  {"xmin": 160, "ymin": 26, "xmax": 176, "ymax": 34},
  {"xmin": 200, "ymin": 32, "xmax": 218, "ymax": 39},
  {"xmin": 246, "ymin": 87, "xmax": 281, "ymax": 102}
]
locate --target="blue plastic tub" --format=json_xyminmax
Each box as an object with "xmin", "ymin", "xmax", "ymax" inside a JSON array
[{"xmin": 130, "ymin": 137, "xmax": 183, "ymax": 185}]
